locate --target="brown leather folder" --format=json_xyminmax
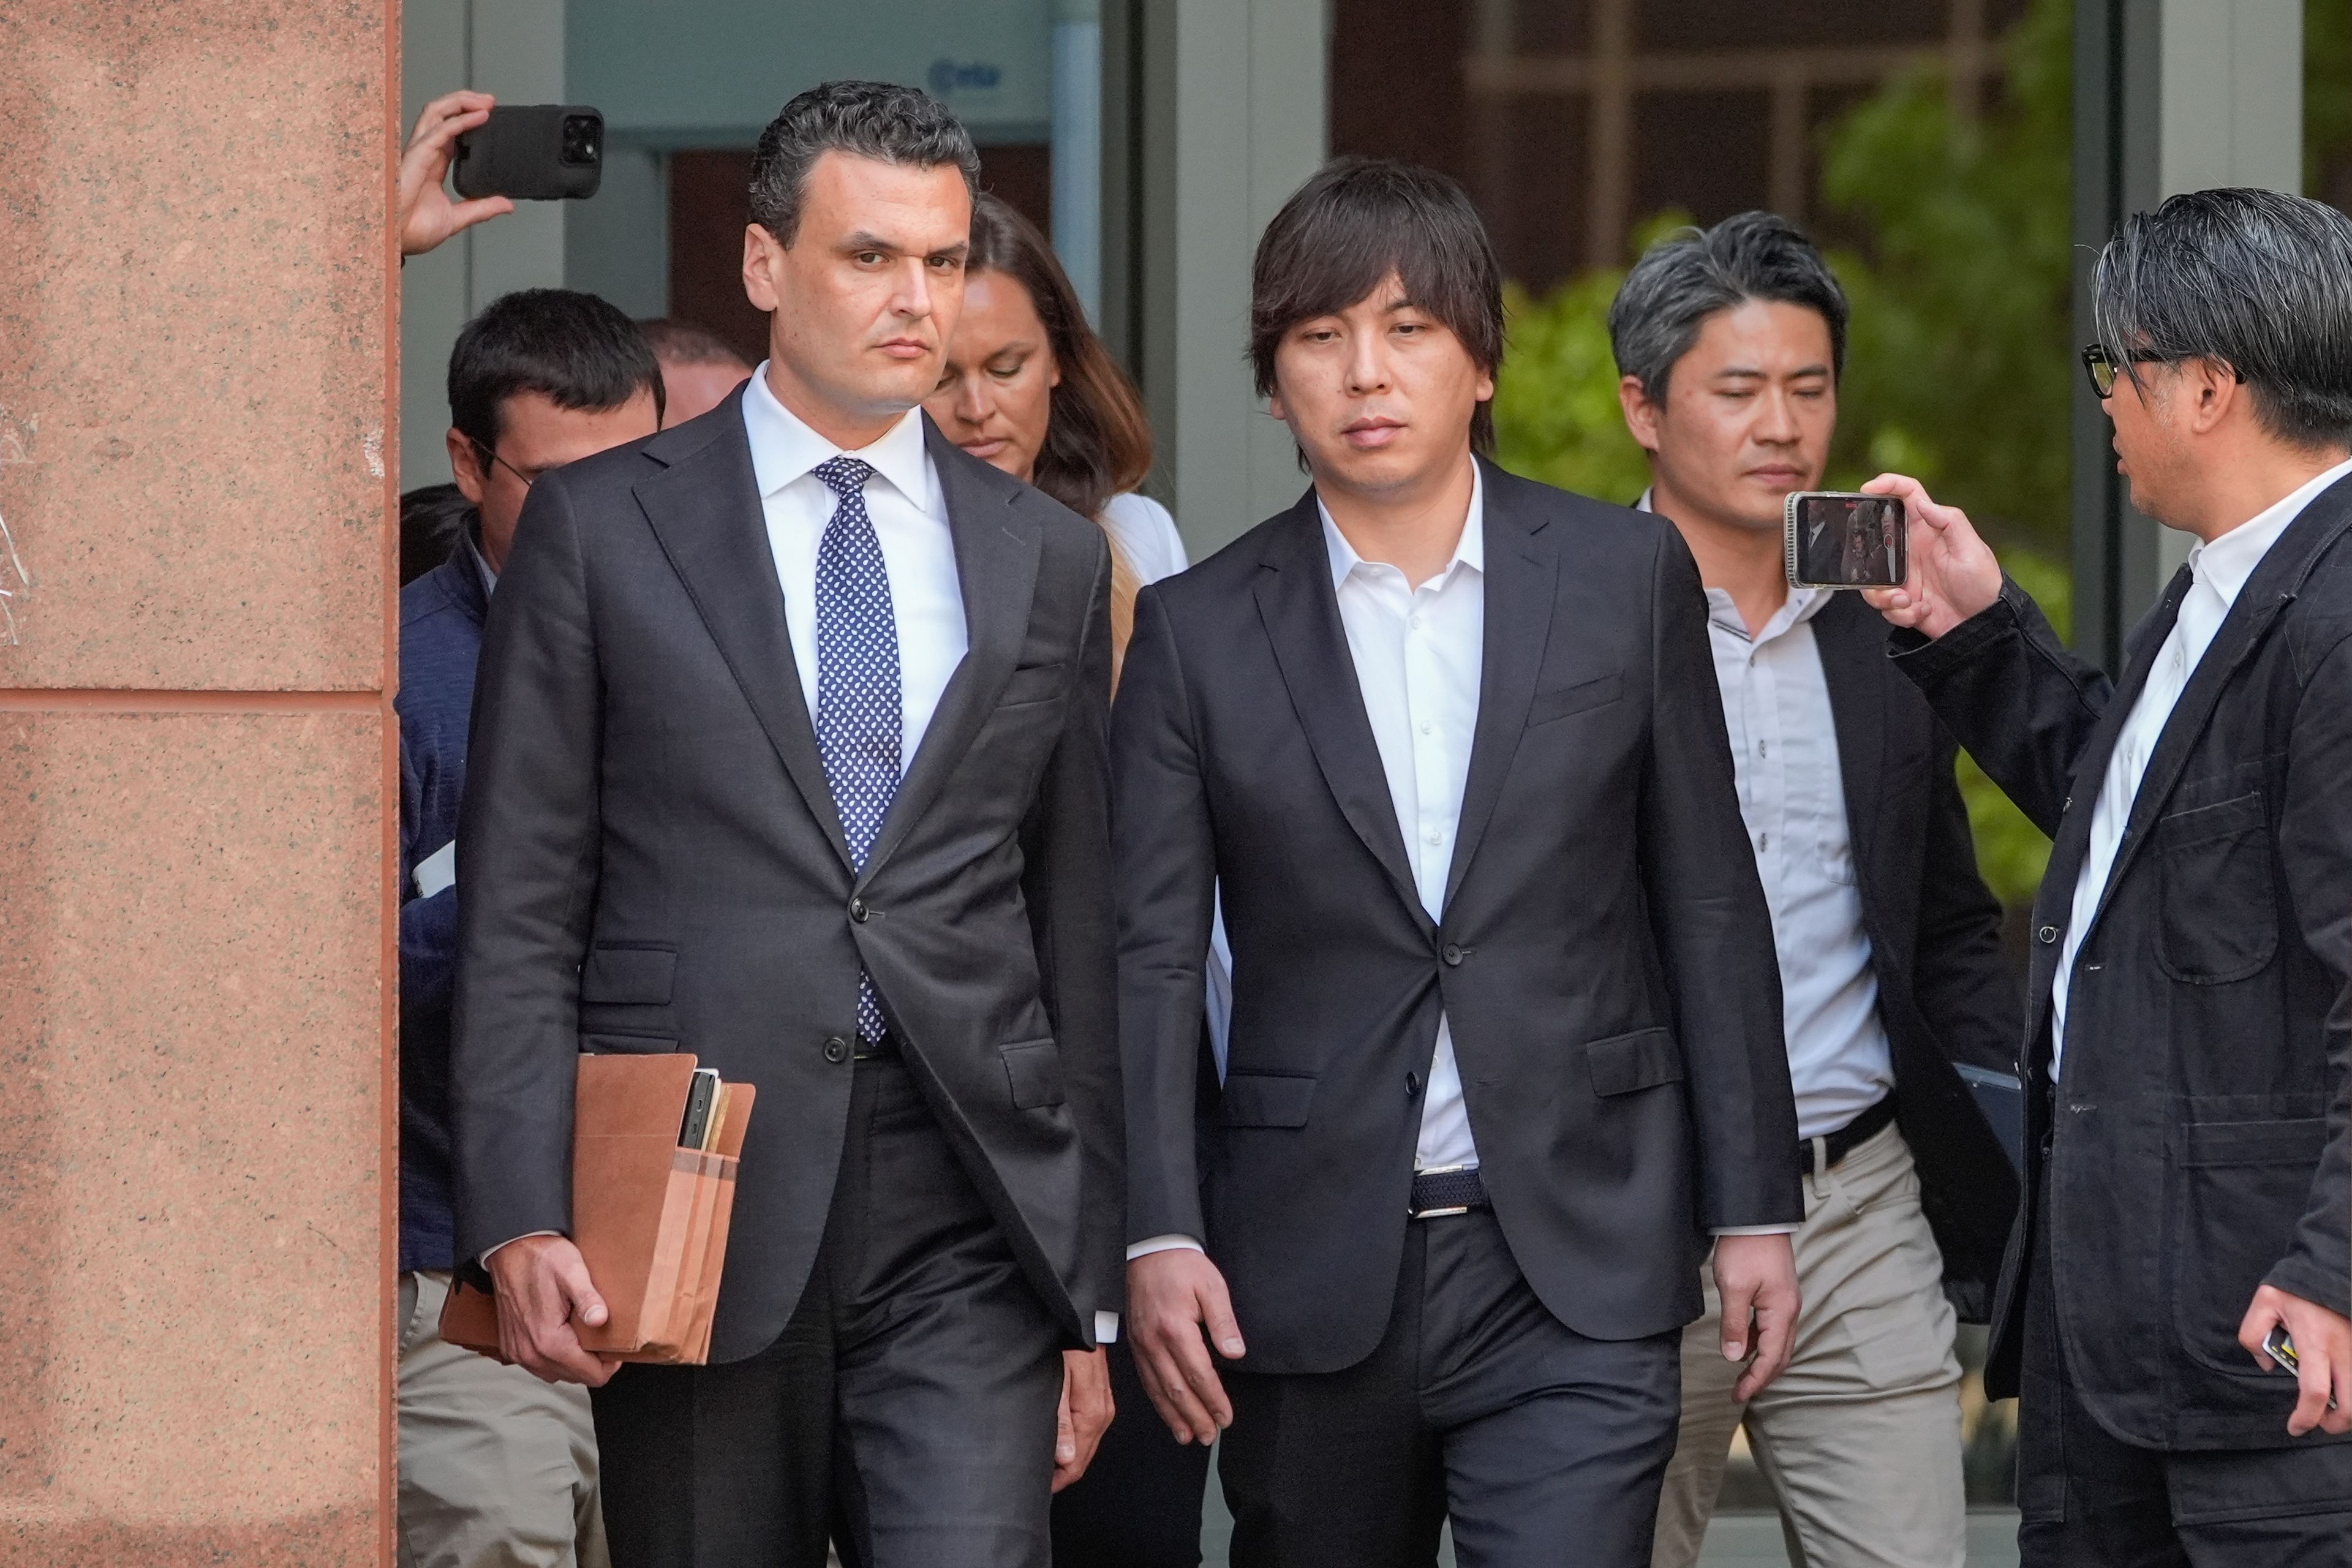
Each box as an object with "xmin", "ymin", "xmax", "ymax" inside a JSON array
[{"xmin": 439, "ymin": 1054, "xmax": 752, "ymax": 1366}]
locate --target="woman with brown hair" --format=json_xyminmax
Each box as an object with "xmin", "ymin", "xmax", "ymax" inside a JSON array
[
  {"xmin": 925, "ymin": 194, "xmax": 1219, "ymax": 1568},
  {"xmin": 924, "ymin": 194, "xmax": 1188, "ymax": 683}
]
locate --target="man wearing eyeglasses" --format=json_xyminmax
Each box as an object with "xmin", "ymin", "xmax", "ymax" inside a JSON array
[
  {"xmin": 1867, "ymin": 187, "xmax": 2352, "ymax": 1562},
  {"xmin": 397, "ymin": 287, "xmax": 663, "ymax": 1568}
]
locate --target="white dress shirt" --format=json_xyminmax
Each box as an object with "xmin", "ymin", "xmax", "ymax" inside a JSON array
[
  {"xmin": 2051, "ymin": 454, "xmax": 2352, "ymax": 1072},
  {"xmin": 1699, "ymin": 583, "xmax": 1895, "ymax": 1141},
  {"xmin": 741, "ymin": 365, "xmax": 967, "ymax": 751}
]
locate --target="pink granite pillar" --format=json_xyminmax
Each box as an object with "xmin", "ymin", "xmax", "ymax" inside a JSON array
[{"xmin": 0, "ymin": 5, "xmax": 397, "ymax": 1564}]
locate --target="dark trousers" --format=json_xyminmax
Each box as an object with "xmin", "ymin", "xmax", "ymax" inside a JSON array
[
  {"xmin": 590, "ymin": 1055, "xmax": 1067, "ymax": 1568},
  {"xmin": 1050, "ymin": 1335, "xmax": 1214, "ymax": 1568},
  {"xmin": 2017, "ymin": 1180, "xmax": 2352, "ymax": 1566},
  {"xmin": 1218, "ymin": 1208, "xmax": 1681, "ymax": 1568}
]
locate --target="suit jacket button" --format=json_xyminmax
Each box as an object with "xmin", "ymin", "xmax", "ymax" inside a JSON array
[
  {"xmin": 2037, "ymin": 925, "xmax": 2059, "ymax": 944},
  {"xmin": 1442, "ymin": 943, "xmax": 1464, "ymax": 967},
  {"xmin": 850, "ymin": 898, "xmax": 869, "ymax": 924},
  {"xmin": 1406, "ymin": 1070, "xmax": 1422, "ymax": 1098},
  {"xmin": 823, "ymin": 1036, "xmax": 849, "ymax": 1063}
]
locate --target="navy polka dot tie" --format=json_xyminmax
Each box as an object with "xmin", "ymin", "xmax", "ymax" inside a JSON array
[{"xmin": 812, "ymin": 456, "xmax": 900, "ymax": 1045}]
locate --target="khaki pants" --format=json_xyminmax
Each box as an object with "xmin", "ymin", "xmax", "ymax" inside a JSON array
[
  {"xmin": 399, "ymin": 1268, "xmax": 611, "ymax": 1568},
  {"xmin": 1651, "ymin": 1123, "xmax": 1967, "ymax": 1568}
]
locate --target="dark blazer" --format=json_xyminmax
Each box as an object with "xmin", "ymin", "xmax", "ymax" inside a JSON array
[
  {"xmin": 1114, "ymin": 463, "xmax": 1803, "ymax": 1376},
  {"xmin": 1807, "ymin": 592, "xmax": 2021, "ymax": 1321},
  {"xmin": 394, "ymin": 527, "xmax": 491, "ymax": 1275},
  {"xmin": 1893, "ymin": 473, "xmax": 2352, "ymax": 1451},
  {"xmin": 450, "ymin": 391, "xmax": 1122, "ymax": 1363}
]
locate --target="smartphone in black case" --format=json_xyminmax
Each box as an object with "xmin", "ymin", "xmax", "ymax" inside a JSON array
[
  {"xmin": 452, "ymin": 105, "xmax": 604, "ymax": 202},
  {"xmin": 1784, "ymin": 491, "xmax": 1907, "ymax": 590}
]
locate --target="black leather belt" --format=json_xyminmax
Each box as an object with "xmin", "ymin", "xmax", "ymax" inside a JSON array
[
  {"xmin": 1803, "ymin": 1093, "xmax": 1897, "ymax": 1174},
  {"xmin": 1408, "ymin": 1164, "xmax": 1490, "ymax": 1219}
]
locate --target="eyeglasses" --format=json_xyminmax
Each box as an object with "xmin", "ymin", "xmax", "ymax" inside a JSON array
[
  {"xmin": 471, "ymin": 440, "xmax": 548, "ymax": 489},
  {"xmin": 2081, "ymin": 343, "xmax": 2244, "ymax": 399}
]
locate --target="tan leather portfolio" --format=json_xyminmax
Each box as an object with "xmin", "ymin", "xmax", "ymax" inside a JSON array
[{"xmin": 439, "ymin": 1054, "xmax": 753, "ymax": 1367}]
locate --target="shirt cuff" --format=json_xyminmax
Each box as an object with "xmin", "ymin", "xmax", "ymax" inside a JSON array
[
  {"xmin": 480, "ymin": 1230, "xmax": 562, "ymax": 1264},
  {"xmin": 1126, "ymin": 1234, "xmax": 1205, "ymax": 1261},
  {"xmin": 1711, "ymin": 1224, "xmax": 1801, "ymax": 1237},
  {"xmin": 1094, "ymin": 1310, "xmax": 1120, "ymax": 1344}
]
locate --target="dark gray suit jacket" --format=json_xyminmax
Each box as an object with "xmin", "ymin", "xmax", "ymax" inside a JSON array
[
  {"xmin": 1895, "ymin": 472, "xmax": 2352, "ymax": 1450},
  {"xmin": 1114, "ymin": 462, "xmax": 1803, "ymax": 1376},
  {"xmin": 1807, "ymin": 593, "xmax": 2020, "ymax": 1322},
  {"xmin": 450, "ymin": 391, "xmax": 1121, "ymax": 1363}
]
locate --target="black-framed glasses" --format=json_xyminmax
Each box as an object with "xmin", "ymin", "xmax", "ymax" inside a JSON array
[
  {"xmin": 2081, "ymin": 343, "xmax": 2245, "ymax": 399},
  {"xmin": 470, "ymin": 439, "xmax": 546, "ymax": 489}
]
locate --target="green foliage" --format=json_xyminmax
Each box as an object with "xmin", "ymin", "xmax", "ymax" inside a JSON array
[
  {"xmin": 2309, "ymin": 0, "xmax": 2352, "ymax": 192},
  {"xmin": 1489, "ymin": 0, "xmax": 2083, "ymax": 905}
]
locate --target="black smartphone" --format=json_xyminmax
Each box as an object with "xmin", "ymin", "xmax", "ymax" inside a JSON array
[
  {"xmin": 1784, "ymin": 491, "xmax": 1907, "ymax": 590},
  {"xmin": 2262, "ymin": 1324, "xmax": 2340, "ymax": 1409},
  {"xmin": 452, "ymin": 105, "xmax": 604, "ymax": 202}
]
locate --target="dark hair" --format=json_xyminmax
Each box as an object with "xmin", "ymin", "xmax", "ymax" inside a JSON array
[
  {"xmin": 967, "ymin": 194, "xmax": 1153, "ymax": 521},
  {"xmin": 1250, "ymin": 157, "xmax": 1506, "ymax": 454},
  {"xmin": 1608, "ymin": 211, "xmax": 1849, "ymax": 402},
  {"xmin": 2095, "ymin": 187, "xmax": 2352, "ymax": 450},
  {"xmin": 446, "ymin": 288, "xmax": 664, "ymax": 454},
  {"xmin": 749, "ymin": 80, "xmax": 979, "ymax": 247},
  {"xmin": 399, "ymin": 483, "xmax": 475, "ymax": 586},
  {"xmin": 636, "ymin": 317, "xmax": 752, "ymax": 371}
]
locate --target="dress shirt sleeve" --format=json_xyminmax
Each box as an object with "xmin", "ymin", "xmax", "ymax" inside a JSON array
[{"xmin": 1127, "ymin": 1234, "xmax": 1207, "ymax": 1261}]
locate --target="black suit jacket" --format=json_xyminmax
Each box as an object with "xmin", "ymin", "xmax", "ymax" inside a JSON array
[
  {"xmin": 1807, "ymin": 593, "xmax": 2021, "ymax": 1320},
  {"xmin": 1894, "ymin": 473, "xmax": 2352, "ymax": 1450},
  {"xmin": 1114, "ymin": 464, "xmax": 1803, "ymax": 1375},
  {"xmin": 449, "ymin": 391, "xmax": 1121, "ymax": 1362}
]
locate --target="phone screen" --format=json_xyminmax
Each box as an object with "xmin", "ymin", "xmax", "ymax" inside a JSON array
[{"xmin": 1787, "ymin": 493, "xmax": 1906, "ymax": 589}]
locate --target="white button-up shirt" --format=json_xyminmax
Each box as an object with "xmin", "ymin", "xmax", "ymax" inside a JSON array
[
  {"xmin": 2051, "ymin": 453, "xmax": 2352, "ymax": 1072},
  {"xmin": 740, "ymin": 365, "xmax": 967, "ymax": 758},
  {"xmin": 1638, "ymin": 493, "xmax": 1894, "ymax": 1143},
  {"xmin": 1699, "ymin": 584, "xmax": 1895, "ymax": 1141},
  {"xmin": 1321, "ymin": 481, "xmax": 1488, "ymax": 1172}
]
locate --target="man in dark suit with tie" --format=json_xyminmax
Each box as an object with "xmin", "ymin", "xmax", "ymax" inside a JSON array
[
  {"xmin": 1869, "ymin": 187, "xmax": 2352, "ymax": 1561},
  {"xmin": 1115, "ymin": 159, "xmax": 1804, "ymax": 1567},
  {"xmin": 450, "ymin": 81, "xmax": 1120, "ymax": 1568}
]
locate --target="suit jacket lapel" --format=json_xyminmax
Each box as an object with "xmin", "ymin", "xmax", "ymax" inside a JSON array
[
  {"xmin": 1811, "ymin": 594, "xmax": 1888, "ymax": 871},
  {"xmin": 856, "ymin": 421, "xmax": 1042, "ymax": 886},
  {"xmin": 633, "ymin": 393, "xmax": 853, "ymax": 873},
  {"xmin": 1253, "ymin": 493, "xmax": 1431, "ymax": 932},
  {"xmin": 1443, "ymin": 464, "xmax": 1556, "ymax": 908},
  {"xmin": 2082, "ymin": 492, "xmax": 2352, "ymax": 932}
]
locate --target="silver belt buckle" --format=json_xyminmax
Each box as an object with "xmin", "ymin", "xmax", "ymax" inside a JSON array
[{"xmin": 1408, "ymin": 1162, "xmax": 1472, "ymax": 1220}]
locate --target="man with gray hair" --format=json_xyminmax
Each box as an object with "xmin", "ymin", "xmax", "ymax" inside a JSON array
[
  {"xmin": 453, "ymin": 80, "xmax": 1121, "ymax": 1567},
  {"xmin": 1610, "ymin": 211, "xmax": 2021, "ymax": 1568},
  {"xmin": 1871, "ymin": 187, "xmax": 2352, "ymax": 1560}
]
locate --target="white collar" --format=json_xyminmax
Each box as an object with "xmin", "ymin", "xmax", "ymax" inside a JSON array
[
  {"xmin": 2188, "ymin": 453, "xmax": 2352, "ymax": 612},
  {"xmin": 1633, "ymin": 489, "xmax": 1825, "ymax": 642},
  {"xmin": 741, "ymin": 361, "xmax": 932, "ymax": 514},
  {"xmin": 1318, "ymin": 464, "xmax": 1486, "ymax": 592}
]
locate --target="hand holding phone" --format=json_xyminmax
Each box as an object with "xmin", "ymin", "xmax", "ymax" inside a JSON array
[{"xmin": 400, "ymin": 90, "xmax": 516, "ymax": 257}]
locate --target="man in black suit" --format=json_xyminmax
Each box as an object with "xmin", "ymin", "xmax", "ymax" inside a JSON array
[
  {"xmin": 450, "ymin": 82, "xmax": 1120, "ymax": 1568},
  {"xmin": 1610, "ymin": 212, "xmax": 2021, "ymax": 1568},
  {"xmin": 1115, "ymin": 159, "xmax": 1803, "ymax": 1568},
  {"xmin": 1869, "ymin": 187, "xmax": 2352, "ymax": 1561}
]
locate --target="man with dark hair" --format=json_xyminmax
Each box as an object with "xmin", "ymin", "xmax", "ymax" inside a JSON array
[
  {"xmin": 1116, "ymin": 157, "xmax": 1803, "ymax": 1567},
  {"xmin": 451, "ymin": 80, "xmax": 1120, "ymax": 1568},
  {"xmin": 398, "ymin": 285, "xmax": 662, "ymax": 1568},
  {"xmin": 1870, "ymin": 187, "xmax": 2352, "ymax": 1560},
  {"xmin": 638, "ymin": 318, "xmax": 753, "ymax": 425},
  {"xmin": 1610, "ymin": 212, "xmax": 2021, "ymax": 1568}
]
